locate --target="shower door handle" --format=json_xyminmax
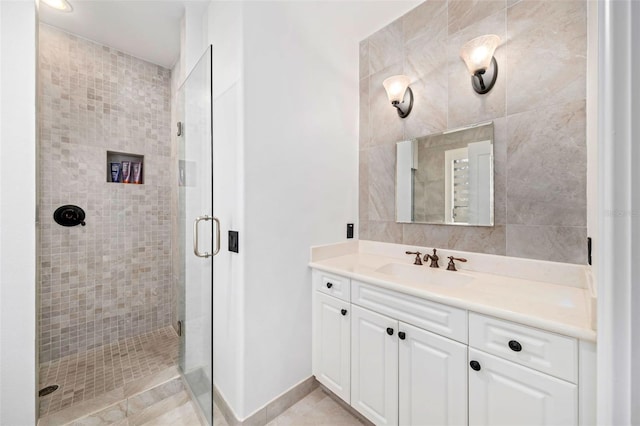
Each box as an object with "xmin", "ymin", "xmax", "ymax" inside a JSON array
[{"xmin": 193, "ymin": 215, "xmax": 221, "ymax": 258}]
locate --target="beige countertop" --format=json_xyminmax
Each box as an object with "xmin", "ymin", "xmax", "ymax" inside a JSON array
[{"xmin": 309, "ymin": 240, "xmax": 596, "ymax": 342}]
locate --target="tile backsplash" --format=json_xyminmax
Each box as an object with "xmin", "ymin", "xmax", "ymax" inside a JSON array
[
  {"xmin": 359, "ymin": 0, "xmax": 588, "ymax": 264},
  {"xmin": 38, "ymin": 25, "xmax": 173, "ymax": 362}
]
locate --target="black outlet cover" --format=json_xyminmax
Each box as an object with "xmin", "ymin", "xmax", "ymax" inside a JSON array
[
  {"xmin": 229, "ymin": 230, "xmax": 239, "ymax": 253},
  {"xmin": 347, "ymin": 223, "xmax": 354, "ymax": 239}
]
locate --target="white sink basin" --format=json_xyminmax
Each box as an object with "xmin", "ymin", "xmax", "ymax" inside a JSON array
[{"xmin": 375, "ymin": 263, "xmax": 474, "ymax": 288}]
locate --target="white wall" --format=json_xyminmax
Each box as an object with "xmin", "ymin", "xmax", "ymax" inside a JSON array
[
  {"xmin": 204, "ymin": 0, "xmax": 420, "ymax": 419},
  {"xmin": 0, "ymin": 1, "xmax": 38, "ymax": 424},
  {"xmin": 207, "ymin": 0, "xmax": 246, "ymax": 416}
]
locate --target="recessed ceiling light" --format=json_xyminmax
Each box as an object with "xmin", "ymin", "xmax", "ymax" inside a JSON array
[{"xmin": 41, "ymin": 0, "xmax": 73, "ymax": 12}]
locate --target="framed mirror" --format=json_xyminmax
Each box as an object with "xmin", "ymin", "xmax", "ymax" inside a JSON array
[{"xmin": 396, "ymin": 122, "xmax": 494, "ymax": 226}]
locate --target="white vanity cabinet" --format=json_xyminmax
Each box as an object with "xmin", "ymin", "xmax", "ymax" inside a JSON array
[
  {"xmin": 311, "ymin": 268, "xmax": 591, "ymax": 426},
  {"xmin": 351, "ymin": 304, "xmax": 399, "ymax": 425},
  {"xmin": 468, "ymin": 348, "xmax": 577, "ymax": 426},
  {"xmin": 349, "ymin": 304, "xmax": 468, "ymax": 426},
  {"xmin": 467, "ymin": 313, "xmax": 578, "ymax": 425},
  {"xmin": 312, "ymin": 270, "xmax": 351, "ymax": 403},
  {"xmin": 398, "ymin": 322, "xmax": 468, "ymax": 426}
]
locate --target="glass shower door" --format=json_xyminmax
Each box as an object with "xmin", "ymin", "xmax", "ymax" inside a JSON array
[{"xmin": 177, "ymin": 46, "xmax": 216, "ymax": 424}]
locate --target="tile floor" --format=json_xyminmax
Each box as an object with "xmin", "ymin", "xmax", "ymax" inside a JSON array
[
  {"xmin": 213, "ymin": 387, "xmax": 366, "ymax": 426},
  {"xmin": 39, "ymin": 327, "xmax": 179, "ymax": 417},
  {"xmin": 38, "ymin": 325, "xmax": 363, "ymax": 425},
  {"xmin": 264, "ymin": 388, "xmax": 366, "ymax": 426}
]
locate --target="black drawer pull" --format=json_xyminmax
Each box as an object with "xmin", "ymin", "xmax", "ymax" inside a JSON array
[
  {"xmin": 326, "ymin": 282, "xmax": 333, "ymax": 289},
  {"xmin": 508, "ymin": 340, "xmax": 522, "ymax": 352},
  {"xmin": 398, "ymin": 332, "xmax": 406, "ymax": 340},
  {"xmin": 341, "ymin": 309, "xmax": 347, "ymax": 316},
  {"xmin": 386, "ymin": 327, "xmax": 394, "ymax": 336},
  {"xmin": 470, "ymin": 360, "xmax": 481, "ymax": 371}
]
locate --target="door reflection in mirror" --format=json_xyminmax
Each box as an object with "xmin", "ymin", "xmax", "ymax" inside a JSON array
[{"xmin": 396, "ymin": 122, "xmax": 494, "ymax": 226}]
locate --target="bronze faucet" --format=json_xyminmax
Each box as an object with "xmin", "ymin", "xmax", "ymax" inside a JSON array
[
  {"xmin": 447, "ymin": 256, "xmax": 467, "ymax": 271},
  {"xmin": 405, "ymin": 251, "xmax": 423, "ymax": 265},
  {"xmin": 423, "ymin": 248, "xmax": 440, "ymax": 268}
]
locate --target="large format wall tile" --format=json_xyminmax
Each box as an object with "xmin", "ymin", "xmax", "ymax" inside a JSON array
[
  {"xmin": 38, "ymin": 24, "xmax": 173, "ymax": 362},
  {"xmin": 506, "ymin": 0, "xmax": 587, "ymax": 115},
  {"xmin": 359, "ymin": 40, "xmax": 369, "ymax": 79},
  {"xmin": 368, "ymin": 19, "xmax": 403, "ymax": 76},
  {"xmin": 359, "ymin": 77, "xmax": 370, "ymax": 147},
  {"xmin": 492, "ymin": 117, "xmax": 507, "ymax": 225},
  {"xmin": 448, "ymin": 0, "xmax": 506, "ymax": 35},
  {"xmin": 404, "ymin": 36, "xmax": 448, "ymax": 138},
  {"xmin": 506, "ymin": 100, "xmax": 586, "ymax": 227},
  {"xmin": 403, "ymin": 0, "xmax": 448, "ymax": 43},
  {"xmin": 358, "ymin": 0, "xmax": 588, "ymax": 264},
  {"xmin": 359, "ymin": 150, "xmax": 370, "ymax": 228},
  {"xmin": 367, "ymin": 145, "xmax": 396, "ymax": 222},
  {"xmin": 506, "ymin": 225, "xmax": 587, "ymax": 264},
  {"xmin": 367, "ymin": 221, "xmax": 404, "ymax": 244},
  {"xmin": 403, "ymin": 224, "xmax": 507, "ymax": 255}
]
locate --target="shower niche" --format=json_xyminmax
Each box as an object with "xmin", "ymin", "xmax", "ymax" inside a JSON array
[{"xmin": 106, "ymin": 151, "xmax": 144, "ymax": 184}]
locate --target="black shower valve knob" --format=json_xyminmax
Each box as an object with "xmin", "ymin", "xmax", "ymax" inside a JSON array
[{"xmin": 53, "ymin": 205, "xmax": 86, "ymax": 227}]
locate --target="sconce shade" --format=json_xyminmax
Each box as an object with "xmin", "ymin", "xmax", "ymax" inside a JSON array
[
  {"xmin": 383, "ymin": 75, "xmax": 413, "ymax": 118},
  {"xmin": 42, "ymin": 0, "xmax": 73, "ymax": 11},
  {"xmin": 459, "ymin": 34, "xmax": 500, "ymax": 75},
  {"xmin": 383, "ymin": 75, "xmax": 411, "ymax": 103}
]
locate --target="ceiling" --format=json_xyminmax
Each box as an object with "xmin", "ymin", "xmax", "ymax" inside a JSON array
[{"xmin": 39, "ymin": 0, "xmax": 205, "ymax": 68}]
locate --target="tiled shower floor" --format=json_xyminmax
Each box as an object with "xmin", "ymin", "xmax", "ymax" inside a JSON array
[{"xmin": 39, "ymin": 326, "xmax": 179, "ymax": 417}]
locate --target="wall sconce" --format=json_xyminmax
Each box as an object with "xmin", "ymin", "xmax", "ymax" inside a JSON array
[
  {"xmin": 383, "ymin": 75, "xmax": 413, "ymax": 118},
  {"xmin": 459, "ymin": 34, "xmax": 500, "ymax": 94}
]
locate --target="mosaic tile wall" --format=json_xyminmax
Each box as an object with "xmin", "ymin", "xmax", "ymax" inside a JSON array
[
  {"xmin": 359, "ymin": 0, "xmax": 588, "ymax": 264},
  {"xmin": 38, "ymin": 24, "xmax": 173, "ymax": 362}
]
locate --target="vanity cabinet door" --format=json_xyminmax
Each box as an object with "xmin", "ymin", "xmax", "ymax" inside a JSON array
[
  {"xmin": 313, "ymin": 292, "xmax": 351, "ymax": 402},
  {"xmin": 399, "ymin": 322, "xmax": 467, "ymax": 426},
  {"xmin": 468, "ymin": 348, "xmax": 577, "ymax": 426},
  {"xmin": 351, "ymin": 305, "xmax": 398, "ymax": 426}
]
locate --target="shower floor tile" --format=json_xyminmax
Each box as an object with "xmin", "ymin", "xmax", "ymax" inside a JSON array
[{"xmin": 39, "ymin": 327, "xmax": 179, "ymax": 417}]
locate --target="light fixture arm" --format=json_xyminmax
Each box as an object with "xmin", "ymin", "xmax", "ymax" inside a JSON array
[
  {"xmin": 475, "ymin": 70, "xmax": 486, "ymax": 91},
  {"xmin": 471, "ymin": 56, "xmax": 498, "ymax": 95},
  {"xmin": 391, "ymin": 86, "xmax": 414, "ymax": 118}
]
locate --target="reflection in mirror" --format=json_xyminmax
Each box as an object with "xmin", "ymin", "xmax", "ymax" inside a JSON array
[{"xmin": 396, "ymin": 122, "xmax": 494, "ymax": 226}]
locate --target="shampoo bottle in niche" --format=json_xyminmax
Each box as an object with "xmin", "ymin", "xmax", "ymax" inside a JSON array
[
  {"xmin": 122, "ymin": 161, "xmax": 131, "ymax": 183},
  {"xmin": 132, "ymin": 162, "xmax": 142, "ymax": 184},
  {"xmin": 110, "ymin": 162, "xmax": 121, "ymax": 183}
]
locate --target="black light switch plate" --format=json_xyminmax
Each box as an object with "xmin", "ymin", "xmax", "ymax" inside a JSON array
[
  {"xmin": 229, "ymin": 230, "xmax": 239, "ymax": 253},
  {"xmin": 347, "ymin": 223, "xmax": 354, "ymax": 239}
]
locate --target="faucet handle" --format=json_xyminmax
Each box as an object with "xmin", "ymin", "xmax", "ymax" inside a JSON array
[
  {"xmin": 447, "ymin": 256, "xmax": 467, "ymax": 271},
  {"xmin": 405, "ymin": 251, "xmax": 423, "ymax": 265}
]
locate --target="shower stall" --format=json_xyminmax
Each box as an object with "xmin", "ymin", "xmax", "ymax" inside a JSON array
[{"xmin": 36, "ymin": 23, "xmax": 215, "ymax": 425}]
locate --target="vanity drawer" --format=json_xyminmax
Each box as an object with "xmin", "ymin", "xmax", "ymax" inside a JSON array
[
  {"xmin": 314, "ymin": 270, "xmax": 350, "ymax": 302},
  {"xmin": 469, "ymin": 313, "xmax": 578, "ymax": 383},
  {"xmin": 351, "ymin": 280, "xmax": 467, "ymax": 344}
]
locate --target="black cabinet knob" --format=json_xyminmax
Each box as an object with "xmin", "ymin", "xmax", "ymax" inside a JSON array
[
  {"xmin": 326, "ymin": 282, "xmax": 333, "ymax": 289},
  {"xmin": 398, "ymin": 332, "xmax": 406, "ymax": 340},
  {"xmin": 508, "ymin": 340, "xmax": 522, "ymax": 352},
  {"xmin": 386, "ymin": 327, "xmax": 394, "ymax": 336},
  {"xmin": 470, "ymin": 360, "xmax": 481, "ymax": 371},
  {"xmin": 341, "ymin": 309, "xmax": 347, "ymax": 316}
]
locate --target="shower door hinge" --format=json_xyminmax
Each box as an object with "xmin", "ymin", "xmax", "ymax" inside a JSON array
[{"xmin": 177, "ymin": 320, "xmax": 183, "ymax": 336}]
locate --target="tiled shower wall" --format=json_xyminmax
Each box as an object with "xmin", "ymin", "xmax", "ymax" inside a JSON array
[
  {"xmin": 38, "ymin": 25, "xmax": 173, "ymax": 362},
  {"xmin": 359, "ymin": 0, "xmax": 588, "ymax": 264}
]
